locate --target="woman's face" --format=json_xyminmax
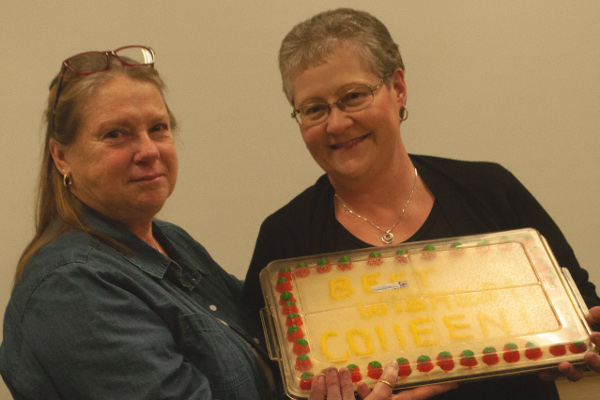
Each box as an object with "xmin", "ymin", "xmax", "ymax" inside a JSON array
[
  {"xmin": 291, "ymin": 46, "xmax": 406, "ymax": 184},
  {"xmin": 52, "ymin": 75, "xmax": 178, "ymax": 228}
]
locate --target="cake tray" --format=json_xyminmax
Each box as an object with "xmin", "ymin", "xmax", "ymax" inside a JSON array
[{"xmin": 259, "ymin": 228, "xmax": 595, "ymax": 399}]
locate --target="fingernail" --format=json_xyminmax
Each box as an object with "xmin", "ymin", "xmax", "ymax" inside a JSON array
[
  {"xmin": 326, "ymin": 366, "xmax": 338, "ymax": 375},
  {"xmin": 317, "ymin": 374, "xmax": 325, "ymax": 384},
  {"xmin": 389, "ymin": 359, "xmax": 399, "ymax": 368}
]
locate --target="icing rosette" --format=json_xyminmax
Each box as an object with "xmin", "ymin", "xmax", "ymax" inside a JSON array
[
  {"xmin": 459, "ymin": 350, "xmax": 477, "ymax": 369},
  {"xmin": 337, "ymin": 254, "xmax": 353, "ymax": 271},
  {"xmin": 316, "ymin": 258, "xmax": 332, "ymax": 274},
  {"xmin": 416, "ymin": 355, "xmax": 434, "ymax": 374},
  {"xmin": 299, "ymin": 372, "xmax": 314, "ymax": 390},
  {"xmin": 347, "ymin": 364, "xmax": 362, "ymax": 382},
  {"xmin": 395, "ymin": 248, "xmax": 410, "ymax": 263},
  {"xmin": 397, "ymin": 357, "xmax": 412, "ymax": 379},
  {"xmin": 366, "ymin": 361, "xmax": 383, "ymax": 379}
]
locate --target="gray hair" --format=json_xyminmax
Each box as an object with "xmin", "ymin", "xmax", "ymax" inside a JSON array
[{"xmin": 279, "ymin": 8, "xmax": 405, "ymax": 105}]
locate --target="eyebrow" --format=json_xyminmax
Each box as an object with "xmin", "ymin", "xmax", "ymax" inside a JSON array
[{"xmin": 296, "ymin": 82, "xmax": 373, "ymax": 107}]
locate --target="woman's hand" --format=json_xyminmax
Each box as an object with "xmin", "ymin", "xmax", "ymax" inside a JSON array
[
  {"xmin": 308, "ymin": 360, "xmax": 457, "ymax": 400},
  {"xmin": 539, "ymin": 306, "xmax": 600, "ymax": 382}
]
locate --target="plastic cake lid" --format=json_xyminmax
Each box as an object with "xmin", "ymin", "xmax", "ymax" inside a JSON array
[{"xmin": 259, "ymin": 228, "xmax": 596, "ymax": 399}]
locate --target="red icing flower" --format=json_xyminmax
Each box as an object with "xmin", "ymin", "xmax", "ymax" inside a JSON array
[
  {"xmin": 416, "ymin": 355, "xmax": 434, "ymax": 374},
  {"xmin": 293, "ymin": 338, "xmax": 310, "ymax": 355},
  {"xmin": 347, "ymin": 364, "xmax": 362, "ymax": 383},
  {"xmin": 279, "ymin": 291, "xmax": 295, "ymax": 305},
  {"xmin": 294, "ymin": 262, "xmax": 310, "ymax": 278},
  {"xmin": 275, "ymin": 277, "xmax": 292, "ymax": 293},
  {"xmin": 277, "ymin": 267, "xmax": 293, "ymax": 281},
  {"xmin": 549, "ymin": 344, "xmax": 567, "ymax": 357},
  {"xmin": 397, "ymin": 357, "xmax": 412, "ymax": 379},
  {"xmin": 287, "ymin": 325, "xmax": 303, "ymax": 342},
  {"xmin": 524, "ymin": 342, "xmax": 543, "ymax": 360},
  {"xmin": 316, "ymin": 258, "xmax": 332, "ymax": 274},
  {"xmin": 449, "ymin": 242, "xmax": 463, "ymax": 256},
  {"xmin": 460, "ymin": 350, "xmax": 477, "ymax": 369},
  {"xmin": 295, "ymin": 354, "xmax": 312, "ymax": 371},
  {"xmin": 282, "ymin": 301, "xmax": 298, "ymax": 315},
  {"xmin": 436, "ymin": 351, "xmax": 454, "ymax": 373},
  {"xmin": 299, "ymin": 372, "xmax": 314, "ymax": 390},
  {"xmin": 337, "ymin": 254, "xmax": 353, "ymax": 271},
  {"xmin": 367, "ymin": 361, "xmax": 383, "ymax": 379},
  {"xmin": 503, "ymin": 343, "xmax": 520, "ymax": 363},
  {"xmin": 395, "ymin": 248, "xmax": 410, "ymax": 263},
  {"xmin": 286, "ymin": 312, "xmax": 303, "ymax": 327},
  {"xmin": 482, "ymin": 347, "xmax": 499, "ymax": 366},
  {"xmin": 421, "ymin": 245, "xmax": 436, "ymax": 260},
  {"xmin": 569, "ymin": 341, "xmax": 587, "ymax": 354},
  {"xmin": 367, "ymin": 251, "xmax": 383, "ymax": 266}
]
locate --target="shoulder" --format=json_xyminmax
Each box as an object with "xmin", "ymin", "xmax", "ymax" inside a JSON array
[
  {"xmin": 411, "ymin": 154, "xmax": 513, "ymax": 177},
  {"xmin": 261, "ymin": 174, "xmax": 331, "ymax": 228},
  {"xmin": 410, "ymin": 154, "xmax": 522, "ymax": 194},
  {"xmin": 9, "ymin": 230, "xmax": 131, "ymax": 319}
]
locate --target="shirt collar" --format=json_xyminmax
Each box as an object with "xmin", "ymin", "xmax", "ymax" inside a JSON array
[{"xmin": 80, "ymin": 205, "xmax": 192, "ymax": 279}]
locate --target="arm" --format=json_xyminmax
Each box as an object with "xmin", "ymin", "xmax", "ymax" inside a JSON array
[{"xmin": 20, "ymin": 264, "xmax": 213, "ymax": 399}]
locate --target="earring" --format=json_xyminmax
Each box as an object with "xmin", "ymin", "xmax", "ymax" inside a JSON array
[
  {"xmin": 62, "ymin": 171, "xmax": 72, "ymax": 187},
  {"xmin": 400, "ymin": 106, "xmax": 409, "ymax": 122}
]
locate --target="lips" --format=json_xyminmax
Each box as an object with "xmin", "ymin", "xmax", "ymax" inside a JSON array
[
  {"xmin": 131, "ymin": 173, "xmax": 163, "ymax": 182},
  {"xmin": 330, "ymin": 133, "xmax": 370, "ymax": 150}
]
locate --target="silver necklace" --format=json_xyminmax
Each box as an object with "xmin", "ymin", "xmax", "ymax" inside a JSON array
[
  {"xmin": 335, "ymin": 167, "xmax": 418, "ymax": 244},
  {"xmin": 151, "ymin": 237, "xmax": 165, "ymax": 255}
]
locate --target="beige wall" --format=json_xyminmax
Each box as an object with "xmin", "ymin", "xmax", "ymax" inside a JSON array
[{"xmin": 1, "ymin": 1, "xmax": 598, "ymax": 398}]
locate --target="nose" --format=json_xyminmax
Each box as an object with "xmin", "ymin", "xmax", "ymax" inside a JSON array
[
  {"xmin": 325, "ymin": 104, "xmax": 353, "ymax": 134},
  {"xmin": 133, "ymin": 133, "xmax": 160, "ymax": 164}
]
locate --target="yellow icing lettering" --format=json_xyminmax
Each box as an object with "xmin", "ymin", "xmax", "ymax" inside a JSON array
[
  {"xmin": 329, "ymin": 278, "xmax": 353, "ymax": 300},
  {"xmin": 430, "ymin": 296, "xmax": 452, "ymax": 310},
  {"xmin": 405, "ymin": 298, "xmax": 425, "ymax": 312},
  {"xmin": 477, "ymin": 309, "xmax": 511, "ymax": 337},
  {"xmin": 346, "ymin": 328, "xmax": 374, "ymax": 355},
  {"xmin": 374, "ymin": 325, "xmax": 388, "ymax": 351},
  {"xmin": 389, "ymin": 272, "xmax": 407, "ymax": 282},
  {"xmin": 357, "ymin": 303, "xmax": 388, "ymax": 319},
  {"xmin": 393, "ymin": 324, "xmax": 406, "ymax": 347},
  {"xmin": 409, "ymin": 317, "xmax": 438, "ymax": 347},
  {"xmin": 394, "ymin": 301, "xmax": 403, "ymax": 313},
  {"xmin": 362, "ymin": 273, "xmax": 381, "ymax": 293},
  {"xmin": 442, "ymin": 314, "xmax": 474, "ymax": 341},
  {"xmin": 414, "ymin": 268, "xmax": 435, "ymax": 287},
  {"xmin": 321, "ymin": 331, "xmax": 349, "ymax": 362},
  {"xmin": 454, "ymin": 293, "xmax": 480, "ymax": 308}
]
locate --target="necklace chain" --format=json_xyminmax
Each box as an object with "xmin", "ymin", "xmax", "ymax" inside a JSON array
[{"xmin": 335, "ymin": 167, "xmax": 418, "ymax": 244}]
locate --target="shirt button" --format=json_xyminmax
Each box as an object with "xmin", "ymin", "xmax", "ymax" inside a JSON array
[
  {"xmin": 253, "ymin": 338, "xmax": 260, "ymax": 345},
  {"xmin": 209, "ymin": 305, "xmax": 217, "ymax": 312}
]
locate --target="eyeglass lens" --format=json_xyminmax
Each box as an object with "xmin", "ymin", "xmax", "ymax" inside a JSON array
[
  {"xmin": 296, "ymin": 85, "xmax": 375, "ymax": 126},
  {"xmin": 66, "ymin": 46, "xmax": 154, "ymax": 75}
]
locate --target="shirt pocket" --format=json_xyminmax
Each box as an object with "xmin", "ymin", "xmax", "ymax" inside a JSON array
[{"xmin": 178, "ymin": 313, "xmax": 259, "ymax": 400}]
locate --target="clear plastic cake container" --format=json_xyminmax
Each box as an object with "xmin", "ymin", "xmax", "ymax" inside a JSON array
[{"xmin": 258, "ymin": 228, "xmax": 596, "ymax": 399}]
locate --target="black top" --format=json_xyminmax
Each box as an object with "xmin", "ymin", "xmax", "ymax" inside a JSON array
[{"xmin": 243, "ymin": 154, "xmax": 600, "ymax": 400}]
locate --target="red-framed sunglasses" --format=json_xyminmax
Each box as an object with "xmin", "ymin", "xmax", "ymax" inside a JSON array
[{"xmin": 51, "ymin": 45, "xmax": 155, "ymax": 130}]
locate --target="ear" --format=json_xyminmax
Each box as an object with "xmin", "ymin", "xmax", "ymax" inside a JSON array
[
  {"xmin": 391, "ymin": 67, "xmax": 407, "ymax": 108},
  {"xmin": 49, "ymin": 140, "xmax": 70, "ymax": 176}
]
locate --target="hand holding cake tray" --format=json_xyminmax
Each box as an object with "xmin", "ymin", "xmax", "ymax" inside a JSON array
[{"xmin": 259, "ymin": 228, "xmax": 598, "ymax": 399}]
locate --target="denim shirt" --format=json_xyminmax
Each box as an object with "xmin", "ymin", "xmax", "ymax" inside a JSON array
[{"xmin": 0, "ymin": 208, "xmax": 277, "ymax": 400}]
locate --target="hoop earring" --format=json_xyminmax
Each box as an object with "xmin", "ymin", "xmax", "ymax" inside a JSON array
[
  {"xmin": 63, "ymin": 171, "xmax": 72, "ymax": 187},
  {"xmin": 400, "ymin": 106, "xmax": 409, "ymax": 122}
]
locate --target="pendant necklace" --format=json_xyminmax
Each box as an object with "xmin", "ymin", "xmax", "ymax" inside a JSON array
[{"xmin": 335, "ymin": 167, "xmax": 418, "ymax": 244}]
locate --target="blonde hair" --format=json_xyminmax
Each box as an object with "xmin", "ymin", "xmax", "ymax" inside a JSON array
[{"xmin": 279, "ymin": 8, "xmax": 405, "ymax": 105}]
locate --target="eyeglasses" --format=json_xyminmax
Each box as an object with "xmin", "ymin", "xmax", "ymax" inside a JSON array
[
  {"xmin": 291, "ymin": 79, "xmax": 385, "ymax": 127},
  {"xmin": 51, "ymin": 45, "xmax": 155, "ymax": 130}
]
